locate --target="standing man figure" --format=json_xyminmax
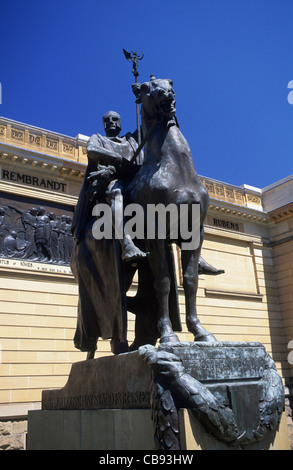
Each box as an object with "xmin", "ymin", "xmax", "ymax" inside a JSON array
[{"xmin": 71, "ymin": 111, "xmax": 145, "ymax": 356}]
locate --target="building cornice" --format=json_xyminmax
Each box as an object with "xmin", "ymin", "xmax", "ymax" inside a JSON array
[
  {"xmin": 201, "ymin": 176, "xmax": 264, "ymax": 212},
  {"xmin": 208, "ymin": 198, "xmax": 269, "ymax": 225},
  {"xmin": 269, "ymin": 202, "xmax": 293, "ymax": 223},
  {"xmin": 0, "ymin": 116, "xmax": 90, "ymax": 143},
  {"xmin": 0, "ymin": 142, "xmax": 86, "ymax": 180},
  {"xmin": 0, "ymin": 117, "xmax": 89, "ymax": 167}
]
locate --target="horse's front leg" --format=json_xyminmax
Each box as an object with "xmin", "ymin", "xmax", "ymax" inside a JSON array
[
  {"xmin": 148, "ymin": 239, "xmax": 179, "ymax": 344},
  {"xmin": 181, "ymin": 236, "xmax": 217, "ymax": 342}
]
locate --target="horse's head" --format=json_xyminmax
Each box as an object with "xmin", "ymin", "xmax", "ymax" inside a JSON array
[{"xmin": 132, "ymin": 76, "xmax": 176, "ymax": 122}]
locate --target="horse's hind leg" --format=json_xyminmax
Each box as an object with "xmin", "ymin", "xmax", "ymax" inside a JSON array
[
  {"xmin": 181, "ymin": 245, "xmax": 217, "ymax": 342},
  {"xmin": 148, "ymin": 239, "xmax": 179, "ymax": 344}
]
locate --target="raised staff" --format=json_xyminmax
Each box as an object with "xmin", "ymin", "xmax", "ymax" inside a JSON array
[{"xmin": 123, "ymin": 49, "xmax": 144, "ymax": 164}]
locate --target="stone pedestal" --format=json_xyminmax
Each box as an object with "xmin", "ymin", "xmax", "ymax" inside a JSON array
[
  {"xmin": 27, "ymin": 409, "xmax": 155, "ymax": 450},
  {"xmin": 42, "ymin": 348, "xmax": 152, "ymax": 411},
  {"xmin": 27, "ymin": 408, "xmax": 290, "ymax": 450},
  {"xmin": 27, "ymin": 341, "xmax": 290, "ymax": 450}
]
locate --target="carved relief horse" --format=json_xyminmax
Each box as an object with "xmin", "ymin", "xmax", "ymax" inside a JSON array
[{"xmin": 128, "ymin": 76, "xmax": 217, "ymax": 344}]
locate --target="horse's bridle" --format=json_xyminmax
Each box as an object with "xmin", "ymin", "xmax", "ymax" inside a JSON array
[{"xmin": 130, "ymin": 118, "xmax": 158, "ymax": 164}]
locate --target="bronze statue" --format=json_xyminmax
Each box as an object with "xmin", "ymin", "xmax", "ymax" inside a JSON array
[
  {"xmin": 43, "ymin": 66, "xmax": 285, "ymax": 450},
  {"xmin": 128, "ymin": 76, "xmax": 216, "ymax": 344},
  {"xmin": 71, "ymin": 80, "xmax": 225, "ymax": 358}
]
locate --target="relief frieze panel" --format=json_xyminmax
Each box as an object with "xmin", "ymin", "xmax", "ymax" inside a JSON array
[
  {"xmin": 235, "ymin": 191, "xmax": 244, "ymax": 202},
  {"xmin": 246, "ymin": 194, "xmax": 261, "ymax": 205},
  {"xmin": 202, "ymin": 178, "xmax": 262, "ymax": 209},
  {"xmin": 0, "ymin": 119, "xmax": 88, "ymax": 165},
  {"xmin": 225, "ymin": 188, "xmax": 234, "ymax": 199},
  {"xmin": 215, "ymin": 185, "xmax": 225, "ymax": 197},
  {"xmin": 11, "ymin": 128, "xmax": 24, "ymax": 141},
  {"xmin": 29, "ymin": 133, "xmax": 41, "ymax": 146},
  {"xmin": 46, "ymin": 137, "xmax": 59, "ymax": 151},
  {"xmin": 63, "ymin": 143, "xmax": 75, "ymax": 154},
  {"xmin": 0, "ymin": 195, "xmax": 74, "ymax": 266}
]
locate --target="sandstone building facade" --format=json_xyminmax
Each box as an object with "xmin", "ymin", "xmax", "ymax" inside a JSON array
[{"xmin": 0, "ymin": 116, "xmax": 292, "ymax": 448}]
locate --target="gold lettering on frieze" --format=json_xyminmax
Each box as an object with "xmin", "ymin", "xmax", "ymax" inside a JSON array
[{"xmin": 11, "ymin": 128, "xmax": 24, "ymax": 141}]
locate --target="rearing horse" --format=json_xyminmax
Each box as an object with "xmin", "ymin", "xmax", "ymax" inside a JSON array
[{"xmin": 128, "ymin": 76, "xmax": 217, "ymax": 344}]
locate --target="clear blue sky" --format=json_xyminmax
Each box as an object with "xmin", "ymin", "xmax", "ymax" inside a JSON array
[{"xmin": 1, "ymin": 0, "xmax": 293, "ymax": 189}]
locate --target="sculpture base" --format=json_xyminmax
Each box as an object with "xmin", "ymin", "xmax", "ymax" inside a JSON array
[
  {"xmin": 36, "ymin": 341, "xmax": 289, "ymax": 450},
  {"xmin": 41, "ymin": 341, "xmax": 270, "ymax": 411},
  {"xmin": 27, "ymin": 408, "xmax": 290, "ymax": 450}
]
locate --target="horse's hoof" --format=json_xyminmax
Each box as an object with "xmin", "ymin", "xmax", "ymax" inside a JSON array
[
  {"xmin": 121, "ymin": 246, "xmax": 149, "ymax": 263},
  {"xmin": 159, "ymin": 333, "xmax": 180, "ymax": 344},
  {"xmin": 188, "ymin": 319, "xmax": 217, "ymax": 343},
  {"xmin": 194, "ymin": 332, "xmax": 217, "ymax": 343},
  {"xmin": 110, "ymin": 339, "xmax": 129, "ymax": 355}
]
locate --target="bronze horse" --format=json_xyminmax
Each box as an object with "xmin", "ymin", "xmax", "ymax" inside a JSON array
[{"xmin": 128, "ymin": 76, "xmax": 217, "ymax": 344}]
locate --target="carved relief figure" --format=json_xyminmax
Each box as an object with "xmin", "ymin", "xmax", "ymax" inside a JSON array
[
  {"xmin": 58, "ymin": 215, "xmax": 67, "ymax": 264},
  {"xmin": 22, "ymin": 207, "xmax": 38, "ymax": 259},
  {"xmin": 0, "ymin": 208, "xmax": 6, "ymax": 255},
  {"xmin": 49, "ymin": 212, "xmax": 60, "ymax": 263},
  {"xmin": 4, "ymin": 230, "xmax": 27, "ymax": 258},
  {"xmin": 64, "ymin": 216, "xmax": 74, "ymax": 264},
  {"xmin": 35, "ymin": 207, "xmax": 51, "ymax": 262}
]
